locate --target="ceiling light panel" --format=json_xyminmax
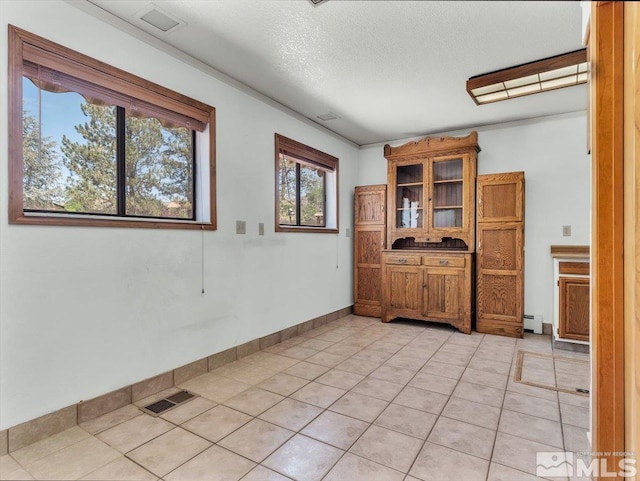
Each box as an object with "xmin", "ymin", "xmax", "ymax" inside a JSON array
[{"xmin": 467, "ymin": 49, "xmax": 587, "ymax": 105}]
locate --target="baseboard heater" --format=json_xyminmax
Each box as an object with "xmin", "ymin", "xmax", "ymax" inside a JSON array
[{"xmin": 523, "ymin": 314, "xmax": 543, "ymax": 334}]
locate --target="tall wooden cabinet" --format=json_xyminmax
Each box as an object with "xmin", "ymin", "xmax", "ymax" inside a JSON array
[
  {"xmin": 475, "ymin": 172, "xmax": 525, "ymax": 337},
  {"xmin": 353, "ymin": 185, "xmax": 386, "ymax": 317},
  {"xmin": 380, "ymin": 133, "xmax": 479, "ymax": 333}
]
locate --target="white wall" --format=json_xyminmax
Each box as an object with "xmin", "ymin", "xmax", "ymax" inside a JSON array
[
  {"xmin": 0, "ymin": 1, "xmax": 358, "ymax": 429},
  {"xmin": 0, "ymin": 1, "xmax": 591, "ymax": 431},
  {"xmin": 358, "ymin": 111, "xmax": 591, "ymax": 330}
]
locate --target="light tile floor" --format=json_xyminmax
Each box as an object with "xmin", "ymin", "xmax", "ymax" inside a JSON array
[{"xmin": 0, "ymin": 315, "xmax": 592, "ymax": 481}]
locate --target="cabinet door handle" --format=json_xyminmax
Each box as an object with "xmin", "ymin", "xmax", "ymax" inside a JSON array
[{"xmin": 439, "ymin": 259, "xmax": 449, "ymax": 266}]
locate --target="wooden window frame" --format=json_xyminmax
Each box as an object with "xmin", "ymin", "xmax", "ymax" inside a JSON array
[
  {"xmin": 8, "ymin": 25, "xmax": 217, "ymax": 230},
  {"xmin": 274, "ymin": 134, "xmax": 339, "ymax": 234}
]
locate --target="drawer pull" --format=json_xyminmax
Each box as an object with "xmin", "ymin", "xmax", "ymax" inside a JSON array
[
  {"xmin": 439, "ymin": 259, "xmax": 449, "ymax": 266},
  {"xmin": 398, "ymin": 258, "xmax": 407, "ymax": 264}
]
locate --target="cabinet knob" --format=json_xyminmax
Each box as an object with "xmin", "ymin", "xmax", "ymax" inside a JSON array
[{"xmin": 439, "ymin": 259, "xmax": 449, "ymax": 266}]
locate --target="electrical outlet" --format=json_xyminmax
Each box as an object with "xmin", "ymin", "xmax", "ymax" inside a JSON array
[
  {"xmin": 258, "ymin": 222, "xmax": 264, "ymax": 236},
  {"xmin": 236, "ymin": 220, "xmax": 246, "ymax": 234},
  {"xmin": 562, "ymin": 225, "xmax": 571, "ymax": 237}
]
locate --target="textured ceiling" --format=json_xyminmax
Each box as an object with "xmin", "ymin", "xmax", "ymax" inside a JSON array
[{"xmin": 83, "ymin": 0, "xmax": 586, "ymax": 145}]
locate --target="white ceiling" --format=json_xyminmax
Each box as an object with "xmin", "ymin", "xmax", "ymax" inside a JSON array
[{"xmin": 82, "ymin": 0, "xmax": 586, "ymax": 146}]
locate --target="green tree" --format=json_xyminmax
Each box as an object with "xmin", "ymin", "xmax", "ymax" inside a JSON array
[
  {"xmin": 22, "ymin": 112, "xmax": 63, "ymax": 210},
  {"xmin": 60, "ymin": 103, "xmax": 117, "ymax": 214},
  {"xmin": 279, "ymin": 156, "xmax": 297, "ymax": 224},
  {"xmin": 155, "ymin": 123, "xmax": 193, "ymax": 218},
  {"xmin": 60, "ymin": 102, "xmax": 193, "ymax": 218},
  {"xmin": 300, "ymin": 165, "xmax": 324, "ymax": 225}
]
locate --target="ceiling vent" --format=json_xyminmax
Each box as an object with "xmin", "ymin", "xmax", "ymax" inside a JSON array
[
  {"xmin": 317, "ymin": 112, "xmax": 339, "ymax": 121},
  {"xmin": 308, "ymin": 0, "xmax": 330, "ymax": 6},
  {"xmin": 137, "ymin": 5, "xmax": 185, "ymax": 33}
]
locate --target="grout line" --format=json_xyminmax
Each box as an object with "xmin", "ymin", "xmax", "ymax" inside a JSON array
[
  {"xmin": 484, "ymin": 342, "xmax": 517, "ymax": 481},
  {"xmin": 13, "ymin": 321, "xmax": 577, "ymax": 481}
]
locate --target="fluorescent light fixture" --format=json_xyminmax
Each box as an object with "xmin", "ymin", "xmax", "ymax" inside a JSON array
[{"xmin": 466, "ymin": 49, "xmax": 587, "ymax": 105}]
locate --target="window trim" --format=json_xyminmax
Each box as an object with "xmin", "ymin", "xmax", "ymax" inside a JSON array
[
  {"xmin": 274, "ymin": 133, "xmax": 339, "ymax": 234},
  {"xmin": 8, "ymin": 25, "xmax": 217, "ymax": 230}
]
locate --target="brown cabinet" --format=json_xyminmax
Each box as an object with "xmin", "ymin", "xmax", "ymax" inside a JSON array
[
  {"xmin": 475, "ymin": 172, "xmax": 525, "ymax": 337},
  {"xmin": 354, "ymin": 185, "xmax": 386, "ymax": 317},
  {"xmin": 384, "ymin": 132, "xmax": 479, "ymax": 249},
  {"xmin": 558, "ymin": 277, "xmax": 590, "ymax": 342},
  {"xmin": 551, "ymin": 249, "xmax": 590, "ymax": 343},
  {"xmin": 379, "ymin": 133, "xmax": 478, "ymax": 333},
  {"xmin": 381, "ymin": 251, "xmax": 473, "ymax": 333}
]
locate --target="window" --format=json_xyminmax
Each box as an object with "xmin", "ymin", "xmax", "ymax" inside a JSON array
[
  {"xmin": 275, "ymin": 134, "xmax": 339, "ymax": 233},
  {"xmin": 8, "ymin": 25, "xmax": 216, "ymax": 229}
]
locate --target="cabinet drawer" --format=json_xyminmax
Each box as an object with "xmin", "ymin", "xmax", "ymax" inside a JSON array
[
  {"xmin": 422, "ymin": 255, "xmax": 465, "ymax": 268},
  {"xmin": 559, "ymin": 261, "xmax": 589, "ymax": 276},
  {"xmin": 384, "ymin": 254, "xmax": 421, "ymax": 266}
]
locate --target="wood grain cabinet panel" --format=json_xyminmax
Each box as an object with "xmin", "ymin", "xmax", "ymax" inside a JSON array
[
  {"xmin": 559, "ymin": 277, "xmax": 590, "ymax": 342},
  {"xmin": 355, "ymin": 188, "xmax": 386, "ymax": 225},
  {"xmin": 476, "ymin": 172, "xmax": 525, "ymax": 337},
  {"xmin": 388, "ymin": 266, "xmax": 421, "ymax": 313},
  {"xmin": 354, "ymin": 185, "xmax": 386, "ymax": 317},
  {"xmin": 422, "ymin": 268, "xmax": 463, "ymax": 321},
  {"xmin": 382, "ymin": 251, "xmax": 472, "ymax": 334}
]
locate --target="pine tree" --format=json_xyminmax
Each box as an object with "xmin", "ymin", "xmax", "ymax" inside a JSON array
[
  {"xmin": 60, "ymin": 102, "xmax": 193, "ymax": 218},
  {"xmin": 22, "ymin": 112, "xmax": 63, "ymax": 210}
]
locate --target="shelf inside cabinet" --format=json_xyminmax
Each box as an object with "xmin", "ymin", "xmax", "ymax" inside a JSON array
[
  {"xmin": 433, "ymin": 179, "xmax": 463, "ymax": 184},
  {"xmin": 384, "ymin": 132, "xmax": 478, "ymax": 248}
]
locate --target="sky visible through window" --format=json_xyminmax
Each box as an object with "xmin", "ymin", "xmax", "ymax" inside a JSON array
[
  {"xmin": 22, "ymin": 77, "xmax": 194, "ymax": 218},
  {"xmin": 23, "ymin": 77, "xmax": 85, "ymax": 184}
]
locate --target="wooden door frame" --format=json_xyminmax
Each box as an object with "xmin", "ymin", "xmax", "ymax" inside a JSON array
[
  {"xmin": 622, "ymin": 0, "xmax": 640, "ymax": 470},
  {"xmin": 590, "ymin": 1, "xmax": 626, "ymax": 474}
]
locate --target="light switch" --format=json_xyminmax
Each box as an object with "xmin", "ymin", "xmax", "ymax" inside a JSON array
[
  {"xmin": 346, "ymin": 228, "xmax": 351, "ymax": 238},
  {"xmin": 236, "ymin": 220, "xmax": 246, "ymax": 234},
  {"xmin": 562, "ymin": 225, "xmax": 571, "ymax": 237},
  {"xmin": 258, "ymin": 222, "xmax": 264, "ymax": 235}
]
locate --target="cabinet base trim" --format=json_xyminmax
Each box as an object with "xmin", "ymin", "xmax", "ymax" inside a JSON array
[{"xmin": 476, "ymin": 319, "xmax": 523, "ymax": 338}]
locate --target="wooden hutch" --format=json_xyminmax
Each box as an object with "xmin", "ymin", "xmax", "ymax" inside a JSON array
[
  {"xmin": 353, "ymin": 131, "xmax": 525, "ymax": 336},
  {"xmin": 380, "ymin": 132, "xmax": 479, "ymax": 334}
]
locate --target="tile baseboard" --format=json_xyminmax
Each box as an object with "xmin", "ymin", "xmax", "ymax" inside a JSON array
[{"xmin": 5, "ymin": 305, "xmax": 353, "ymax": 453}]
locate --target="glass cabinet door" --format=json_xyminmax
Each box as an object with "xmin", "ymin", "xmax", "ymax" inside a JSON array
[
  {"xmin": 431, "ymin": 158, "xmax": 463, "ymax": 229},
  {"xmin": 395, "ymin": 163, "xmax": 423, "ymax": 229}
]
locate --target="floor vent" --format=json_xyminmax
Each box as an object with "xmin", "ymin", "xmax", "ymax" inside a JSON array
[{"xmin": 140, "ymin": 390, "xmax": 197, "ymax": 416}]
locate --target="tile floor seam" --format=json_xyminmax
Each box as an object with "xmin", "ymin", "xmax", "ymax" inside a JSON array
[
  {"xmin": 552, "ymin": 343, "xmax": 566, "ymax": 456},
  {"xmin": 484, "ymin": 344, "xmax": 514, "ymax": 481},
  {"xmin": 4, "ymin": 318, "xmax": 591, "ymax": 481},
  {"xmin": 311, "ymin": 329, "xmax": 439, "ymax": 479},
  {"xmin": 10, "ymin": 428, "xmax": 91, "ymax": 468},
  {"xmin": 108, "ymin": 454, "xmax": 159, "ymax": 480},
  {"xmin": 221, "ymin": 418, "xmax": 299, "ymax": 463},
  {"xmin": 315, "ymin": 327, "xmax": 453, "ymax": 476},
  {"xmin": 402, "ymin": 329, "xmax": 483, "ymax": 479}
]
